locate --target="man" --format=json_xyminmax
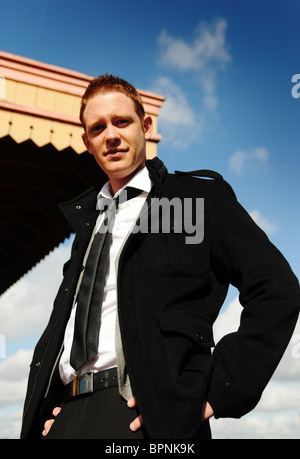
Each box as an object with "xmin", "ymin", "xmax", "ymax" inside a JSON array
[{"xmin": 21, "ymin": 75, "xmax": 299, "ymax": 439}]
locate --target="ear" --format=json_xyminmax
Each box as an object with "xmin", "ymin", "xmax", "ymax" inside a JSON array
[
  {"xmin": 143, "ymin": 116, "xmax": 153, "ymax": 140},
  {"xmin": 82, "ymin": 132, "xmax": 92, "ymax": 155}
]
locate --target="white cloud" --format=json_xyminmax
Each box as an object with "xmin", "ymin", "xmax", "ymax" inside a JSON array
[
  {"xmin": 249, "ymin": 209, "xmax": 278, "ymax": 236},
  {"xmin": 0, "ymin": 238, "xmax": 74, "ymax": 438},
  {"xmin": 151, "ymin": 77, "xmax": 203, "ymax": 150},
  {"xmin": 257, "ymin": 382, "xmax": 300, "ymax": 412},
  {"xmin": 157, "ymin": 18, "xmax": 231, "ymax": 111},
  {"xmin": 213, "ymin": 295, "xmax": 242, "ymax": 343},
  {"xmin": 0, "ymin": 236, "xmax": 73, "ymax": 342},
  {"xmin": 272, "ymin": 317, "xmax": 300, "ymax": 382},
  {"xmin": 0, "ymin": 349, "xmax": 34, "ymax": 437},
  {"xmin": 0, "ymin": 407, "xmax": 23, "ymax": 439},
  {"xmin": 229, "ymin": 147, "xmax": 269, "ymax": 175},
  {"xmin": 0, "ymin": 379, "xmax": 29, "ymax": 408},
  {"xmin": 0, "ymin": 349, "xmax": 32, "ymax": 380},
  {"xmin": 156, "ymin": 77, "xmax": 195, "ymax": 126},
  {"xmin": 158, "ymin": 18, "xmax": 231, "ymax": 73},
  {"xmin": 153, "ymin": 19, "xmax": 231, "ymax": 150},
  {"xmin": 211, "ymin": 411, "xmax": 300, "ymax": 439},
  {"xmin": 229, "ymin": 150, "xmax": 248, "ymax": 175}
]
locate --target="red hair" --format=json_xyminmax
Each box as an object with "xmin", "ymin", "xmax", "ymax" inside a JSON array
[{"xmin": 80, "ymin": 74, "xmax": 145, "ymax": 129}]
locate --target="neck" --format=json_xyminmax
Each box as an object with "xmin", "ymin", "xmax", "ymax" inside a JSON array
[{"xmin": 109, "ymin": 164, "xmax": 145, "ymax": 195}]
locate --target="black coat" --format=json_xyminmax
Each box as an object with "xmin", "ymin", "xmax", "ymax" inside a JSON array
[{"xmin": 21, "ymin": 158, "xmax": 300, "ymax": 439}]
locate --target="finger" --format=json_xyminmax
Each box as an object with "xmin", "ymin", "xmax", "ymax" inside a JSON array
[
  {"xmin": 202, "ymin": 401, "xmax": 214, "ymax": 421},
  {"xmin": 41, "ymin": 407, "xmax": 62, "ymax": 437},
  {"xmin": 52, "ymin": 406, "xmax": 62, "ymax": 417},
  {"xmin": 127, "ymin": 397, "xmax": 137, "ymax": 408},
  {"xmin": 129, "ymin": 414, "xmax": 143, "ymax": 432},
  {"xmin": 42, "ymin": 419, "xmax": 55, "ymax": 437}
]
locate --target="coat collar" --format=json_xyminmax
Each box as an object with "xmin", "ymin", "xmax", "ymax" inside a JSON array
[
  {"xmin": 145, "ymin": 156, "xmax": 167, "ymax": 198},
  {"xmin": 58, "ymin": 157, "xmax": 168, "ymax": 233}
]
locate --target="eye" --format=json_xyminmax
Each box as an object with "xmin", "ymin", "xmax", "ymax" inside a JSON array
[
  {"xmin": 91, "ymin": 124, "xmax": 105, "ymax": 133},
  {"xmin": 116, "ymin": 119, "xmax": 131, "ymax": 127}
]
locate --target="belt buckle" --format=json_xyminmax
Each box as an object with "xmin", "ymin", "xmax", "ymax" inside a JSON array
[{"xmin": 72, "ymin": 372, "xmax": 94, "ymax": 397}]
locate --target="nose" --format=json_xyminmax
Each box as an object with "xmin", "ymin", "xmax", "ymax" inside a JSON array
[{"xmin": 105, "ymin": 124, "xmax": 120, "ymax": 146}]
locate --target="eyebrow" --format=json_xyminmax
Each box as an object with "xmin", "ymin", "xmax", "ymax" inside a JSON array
[{"xmin": 88, "ymin": 114, "xmax": 134, "ymax": 131}]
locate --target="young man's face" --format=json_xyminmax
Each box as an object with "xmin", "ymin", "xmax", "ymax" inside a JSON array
[{"xmin": 82, "ymin": 91, "xmax": 153, "ymax": 194}]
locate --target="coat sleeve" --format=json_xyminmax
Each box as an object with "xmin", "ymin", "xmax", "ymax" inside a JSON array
[{"xmin": 206, "ymin": 180, "xmax": 300, "ymax": 419}]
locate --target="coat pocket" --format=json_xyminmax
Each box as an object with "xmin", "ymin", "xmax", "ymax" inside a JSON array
[{"xmin": 156, "ymin": 311, "xmax": 215, "ymax": 400}]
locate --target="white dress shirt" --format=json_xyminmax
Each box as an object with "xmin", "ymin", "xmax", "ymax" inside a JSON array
[{"xmin": 59, "ymin": 167, "xmax": 152, "ymax": 385}]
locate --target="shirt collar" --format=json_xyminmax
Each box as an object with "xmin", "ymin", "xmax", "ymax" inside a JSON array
[{"xmin": 97, "ymin": 166, "xmax": 152, "ymax": 203}]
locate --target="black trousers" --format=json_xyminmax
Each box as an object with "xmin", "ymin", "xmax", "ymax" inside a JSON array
[{"xmin": 43, "ymin": 385, "xmax": 147, "ymax": 439}]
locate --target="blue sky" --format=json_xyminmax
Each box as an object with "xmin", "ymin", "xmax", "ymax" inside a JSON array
[{"xmin": 0, "ymin": 0, "xmax": 300, "ymax": 439}]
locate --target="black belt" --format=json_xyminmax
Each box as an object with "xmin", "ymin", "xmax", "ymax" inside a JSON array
[{"xmin": 62, "ymin": 367, "xmax": 118, "ymax": 403}]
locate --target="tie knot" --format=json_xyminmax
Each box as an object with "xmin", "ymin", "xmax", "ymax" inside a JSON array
[
  {"xmin": 98, "ymin": 187, "xmax": 142, "ymax": 215},
  {"xmin": 118, "ymin": 187, "xmax": 143, "ymax": 205}
]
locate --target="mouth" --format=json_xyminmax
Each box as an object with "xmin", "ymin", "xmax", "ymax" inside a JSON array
[{"xmin": 104, "ymin": 148, "xmax": 128, "ymax": 157}]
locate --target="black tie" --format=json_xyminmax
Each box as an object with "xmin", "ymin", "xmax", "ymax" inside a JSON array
[{"xmin": 70, "ymin": 187, "xmax": 142, "ymax": 372}]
